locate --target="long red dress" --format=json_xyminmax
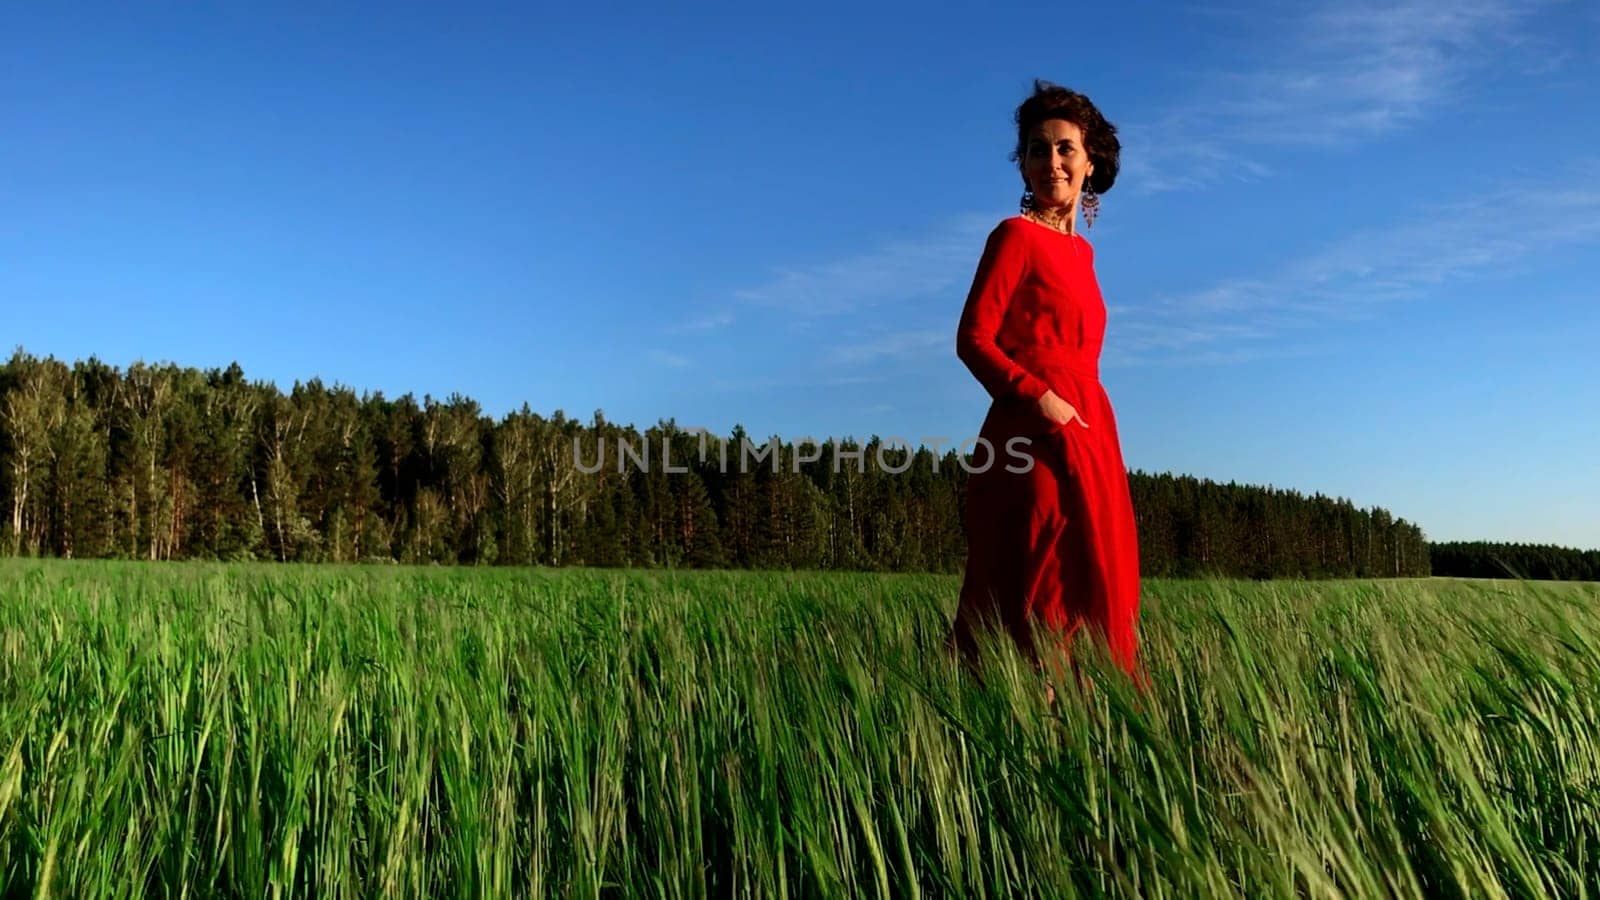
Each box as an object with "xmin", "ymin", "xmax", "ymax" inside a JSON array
[{"xmin": 947, "ymin": 215, "xmax": 1147, "ymax": 691}]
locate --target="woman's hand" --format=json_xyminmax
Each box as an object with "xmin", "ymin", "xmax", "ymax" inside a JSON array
[{"xmin": 1037, "ymin": 389, "xmax": 1090, "ymax": 429}]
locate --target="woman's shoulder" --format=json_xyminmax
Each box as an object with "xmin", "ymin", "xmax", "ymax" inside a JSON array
[
  {"xmin": 979, "ymin": 217, "xmax": 1043, "ymax": 270},
  {"xmin": 985, "ymin": 215, "xmax": 1037, "ymax": 250},
  {"xmin": 993, "ymin": 214, "xmax": 1031, "ymax": 236}
]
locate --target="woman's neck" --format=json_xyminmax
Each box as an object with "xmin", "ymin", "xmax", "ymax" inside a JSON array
[{"xmin": 1025, "ymin": 202, "xmax": 1076, "ymax": 235}]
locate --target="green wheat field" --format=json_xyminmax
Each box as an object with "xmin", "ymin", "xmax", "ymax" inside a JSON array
[{"xmin": 1, "ymin": 559, "xmax": 1596, "ymax": 898}]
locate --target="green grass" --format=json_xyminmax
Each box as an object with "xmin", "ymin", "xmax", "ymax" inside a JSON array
[{"xmin": 0, "ymin": 559, "xmax": 1596, "ymax": 897}]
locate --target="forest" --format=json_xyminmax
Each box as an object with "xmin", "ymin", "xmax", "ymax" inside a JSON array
[
  {"xmin": 4, "ymin": 347, "xmax": 1579, "ymax": 580},
  {"xmin": 1429, "ymin": 540, "xmax": 1600, "ymax": 582}
]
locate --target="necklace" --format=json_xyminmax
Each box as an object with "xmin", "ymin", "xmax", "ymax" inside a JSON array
[{"xmin": 1023, "ymin": 207, "xmax": 1076, "ymax": 237}]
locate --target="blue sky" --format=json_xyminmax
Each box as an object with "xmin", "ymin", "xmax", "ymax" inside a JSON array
[{"xmin": 4, "ymin": 2, "xmax": 1598, "ymax": 549}]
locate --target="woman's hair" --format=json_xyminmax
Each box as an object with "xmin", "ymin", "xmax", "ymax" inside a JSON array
[{"xmin": 1009, "ymin": 79, "xmax": 1120, "ymax": 195}]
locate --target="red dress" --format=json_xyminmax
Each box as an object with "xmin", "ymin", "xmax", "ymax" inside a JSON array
[{"xmin": 947, "ymin": 215, "xmax": 1147, "ymax": 691}]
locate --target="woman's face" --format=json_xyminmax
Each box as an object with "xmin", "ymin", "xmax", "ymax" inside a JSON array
[{"xmin": 1022, "ymin": 119, "xmax": 1094, "ymax": 212}]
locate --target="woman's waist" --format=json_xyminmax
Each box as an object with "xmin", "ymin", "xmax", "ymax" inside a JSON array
[{"xmin": 1005, "ymin": 342, "xmax": 1101, "ymax": 380}]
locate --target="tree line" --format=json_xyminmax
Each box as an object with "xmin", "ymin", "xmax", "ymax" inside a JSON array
[
  {"xmin": 1, "ymin": 348, "xmax": 1443, "ymax": 578},
  {"xmin": 1429, "ymin": 541, "xmax": 1600, "ymax": 582}
]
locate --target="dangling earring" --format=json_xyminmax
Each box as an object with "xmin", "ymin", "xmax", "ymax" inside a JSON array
[
  {"xmin": 1019, "ymin": 189, "xmax": 1035, "ymax": 212},
  {"xmin": 1080, "ymin": 181, "xmax": 1100, "ymax": 230}
]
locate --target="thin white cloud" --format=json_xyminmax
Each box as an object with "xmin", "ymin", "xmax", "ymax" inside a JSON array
[
  {"xmin": 649, "ymin": 349, "xmax": 691, "ymax": 368},
  {"xmin": 1123, "ymin": 0, "xmax": 1564, "ymax": 193},
  {"xmin": 731, "ymin": 213, "xmax": 992, "ymax": 315},
  {"xmin": 702, "ymin": 372, "xmax": 888, "ymax": 392},
  {"xmin": 1113, "ymin": 164, "xmax": 1600, "ymax": 363},
  {"xmin": 1106, "ymin": 344, "xmax": 1334, "ymax": 368},
  {"xmin": 721, "ymin": 214, "xmax": 1009, "ymax": 384},
  {"xmin": 665, "ymin": 311, "xmax": 735, "ymax": 333},
  {"xmin": 827, "ymin": 329, "xmax": 948, "ymax": 365}
]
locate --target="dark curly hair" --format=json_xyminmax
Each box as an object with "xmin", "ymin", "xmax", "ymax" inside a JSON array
[{"xmin": 1008, "ymin": 79, "xmax": 1120, "ymax": 196}]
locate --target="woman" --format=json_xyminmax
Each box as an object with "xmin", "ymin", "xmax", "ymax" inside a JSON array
[{"xmin": 947, "ymin": 79, "xmax": 1149, "ymax": 697}]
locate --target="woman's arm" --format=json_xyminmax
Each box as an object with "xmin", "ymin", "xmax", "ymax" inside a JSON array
[{"xmin": 955, "ymin": 220, "xmax": 1051, "ymax": 402}]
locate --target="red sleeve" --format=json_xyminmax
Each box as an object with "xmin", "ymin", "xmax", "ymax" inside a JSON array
[{"xmin": 955, "ymin": 221, "xmax": 1051, "ymax": 402}]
